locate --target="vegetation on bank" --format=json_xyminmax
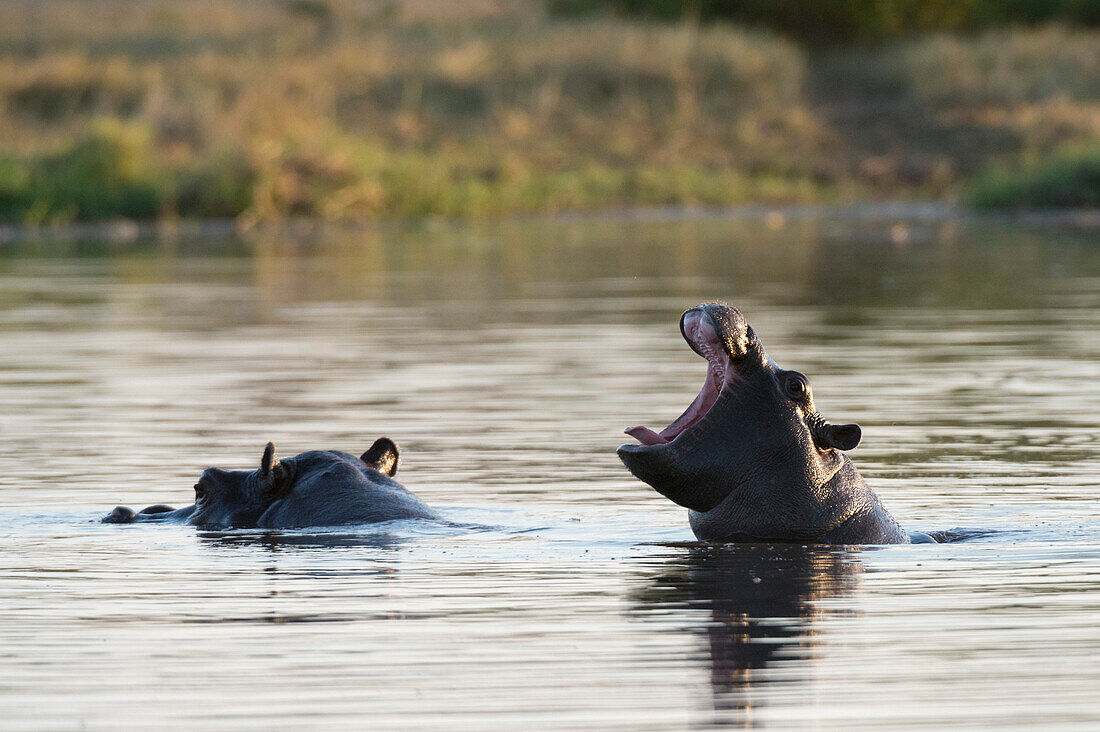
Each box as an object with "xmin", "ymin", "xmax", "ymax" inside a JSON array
[
  {"xmin": 0, "ymin": 0, "xmax": 1097, "ymax": 224},
  {"xmin": 971, "ymin": 146, "xmax": 1100, "ymax": 208}
]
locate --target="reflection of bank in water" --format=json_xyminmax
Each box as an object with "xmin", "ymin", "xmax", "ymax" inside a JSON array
[{"xmin": 632, "ymin": 544, "xmax": 861, "ymax": 724}]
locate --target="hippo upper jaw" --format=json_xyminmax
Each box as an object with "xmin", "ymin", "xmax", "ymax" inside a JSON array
[
  {"xmin": 623, "ymin": 304, "xmax": 756, "ymax": 449},
  {"xmin": 619, "ymin": 304, "xmax": 769, "ymax": 512}
]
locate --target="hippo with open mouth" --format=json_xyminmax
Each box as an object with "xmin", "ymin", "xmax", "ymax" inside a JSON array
[
  {"xmin": 102, "ymin": 438, "xmax": 436, "ymax": 529},
  {"xmin": 619, "ymin": 303, "xmax": 925, "ymax": 545}
]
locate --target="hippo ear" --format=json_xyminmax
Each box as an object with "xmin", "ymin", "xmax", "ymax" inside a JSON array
[
  {"xmin": 816, "ymin": 423, "xmax": 862, "ymax": 451},
  {"xmin": 261, "ymin": 442, "xmax": 276, "ymax": 476},
  {"xmin": 361, "ymin": 437, "xmax": 399, "ymax": 477},
  {"xmin": 258, "ymin": 442, "xmax": 291, "ymax": 501}
]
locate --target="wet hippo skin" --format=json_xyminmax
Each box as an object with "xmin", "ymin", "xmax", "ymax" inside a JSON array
[
  {"xmin": 102, "ymin": 438, "xmax": 437, "ymax": 529},
  {"xmin": 619, "ymin": 303, "xmax": 926, "ymax": 545}
]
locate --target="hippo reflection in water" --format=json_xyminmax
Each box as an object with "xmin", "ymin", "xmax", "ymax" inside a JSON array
[
  {"xmin": 619, "ymin": 302, "xmax": 933, "ymax": 545},
  {"xmin": 632, "ymin": 545, "xmax": 858, "ymax": 719},
  {"xmin": 102, "ymin": 438, "xmax": 437, "ymax": 529}
]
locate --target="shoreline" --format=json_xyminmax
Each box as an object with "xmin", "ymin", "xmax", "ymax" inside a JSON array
[{"xmin": 2, "ymin": 203, "xmax": 1098, "ymax": 248}]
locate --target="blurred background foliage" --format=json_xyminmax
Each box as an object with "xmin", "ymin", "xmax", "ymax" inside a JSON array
[{"xmin": 0, "ymin": 0, "xmax": 1097, "ymax": 224}]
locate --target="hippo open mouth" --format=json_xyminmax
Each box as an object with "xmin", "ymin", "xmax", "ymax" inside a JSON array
[{"xmin": 625, "ymin": 308, "xmax": 736, "ymax": 446}]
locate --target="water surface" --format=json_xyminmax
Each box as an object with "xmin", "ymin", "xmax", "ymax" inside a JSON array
[{"xmin": 1, "ymin": 211, "xmax": 1098, "ymax": 729}]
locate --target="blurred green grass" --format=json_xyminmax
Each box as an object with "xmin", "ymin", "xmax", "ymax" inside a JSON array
[
  {"xmin": 0, "ymin": 0, "xmax": 1097, "ymax": 224},
  {"xmin": 971, "ymin": 146, "xmax": 1100, "ymax": 208}
]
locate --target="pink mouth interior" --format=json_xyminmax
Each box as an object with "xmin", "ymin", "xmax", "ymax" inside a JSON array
[{"xmin": 625, "ymin": 310, "xmax": 735, "ymax": 446}]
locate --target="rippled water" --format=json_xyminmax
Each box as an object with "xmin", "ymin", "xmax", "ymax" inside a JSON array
[{"xmin": 1, "ymin": 211, "xmax": 1098, "ymax": 730}]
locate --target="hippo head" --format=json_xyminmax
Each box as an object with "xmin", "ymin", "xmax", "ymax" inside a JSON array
[
  {"xmin": 187, "ymin": 441, "xmax": 286, "ymax": 528},
  {"xmin": 103, "ymin": 438, "xmax": 401, "ymax": 528},
  {"xmin": 617, "ymin": 303, "xmax": 863, "ymax": 536},
  {"xmin": 190, "ymin": 438, "xmax": 401, "ymax": 528}
]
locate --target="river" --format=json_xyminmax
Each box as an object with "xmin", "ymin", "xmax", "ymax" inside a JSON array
[{"xmin": 1, "ymin": 209, "xmax": 1098, "ymax": 729}]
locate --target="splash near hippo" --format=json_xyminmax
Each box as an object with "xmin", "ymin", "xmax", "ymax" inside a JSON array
[
  {"xmin": 103, "ymin": 438, "xmax": 436, "ymax": 529},
  {"xmin": 619, "ymin": 303, "xmax": 928, "ymax": 545}
]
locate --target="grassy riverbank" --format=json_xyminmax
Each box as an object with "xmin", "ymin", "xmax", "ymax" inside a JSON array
[{"xmin": 1, "ymin": 0, "xmax": 1097, "ymax": 224}]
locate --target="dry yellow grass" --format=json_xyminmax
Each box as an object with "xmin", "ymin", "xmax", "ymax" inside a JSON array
[{"xmin": 0, "ymin": 0, "xmax": 1096, "ymax": 222}]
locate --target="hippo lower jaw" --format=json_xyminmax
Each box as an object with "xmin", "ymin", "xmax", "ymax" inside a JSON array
[{"xmin": 624, "ymin": 308, "xmax": 737, "ymax": 447}]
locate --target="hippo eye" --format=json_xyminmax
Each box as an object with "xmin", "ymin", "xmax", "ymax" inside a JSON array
[
  {"xmin": 194, "ymin": 486, "xmax": 206, "ymax": 505},
  {"xmin": 784, "ymin": 373, "xmax": 809, "ymax": 400}
]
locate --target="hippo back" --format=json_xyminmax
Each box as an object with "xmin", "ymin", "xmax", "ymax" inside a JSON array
[{"xmin": 256, "ymin": 450, "xmax": 436, "ymax": 529}]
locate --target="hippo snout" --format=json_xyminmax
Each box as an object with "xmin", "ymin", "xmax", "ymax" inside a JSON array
[{"xmin": 101, "ymin": 503, "xmax": 181, "ymax": 523}]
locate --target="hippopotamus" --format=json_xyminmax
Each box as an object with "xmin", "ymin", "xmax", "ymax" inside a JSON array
[
  {"xmin": 102, "ymin": 438, "xmax": 437, "ymax": 529},
  {"xmin": 618, "ymin": 303, "xmax": 929, "ymax": 545}
]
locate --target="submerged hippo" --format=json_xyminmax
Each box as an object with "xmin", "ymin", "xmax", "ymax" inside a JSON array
[
  {"xmin": 619, "ymin": 303, "xmax": 927, "ymax": 545},
  {"xmin": 102, "ymin": 438, "xmax": 437, "ymax": 529}
]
